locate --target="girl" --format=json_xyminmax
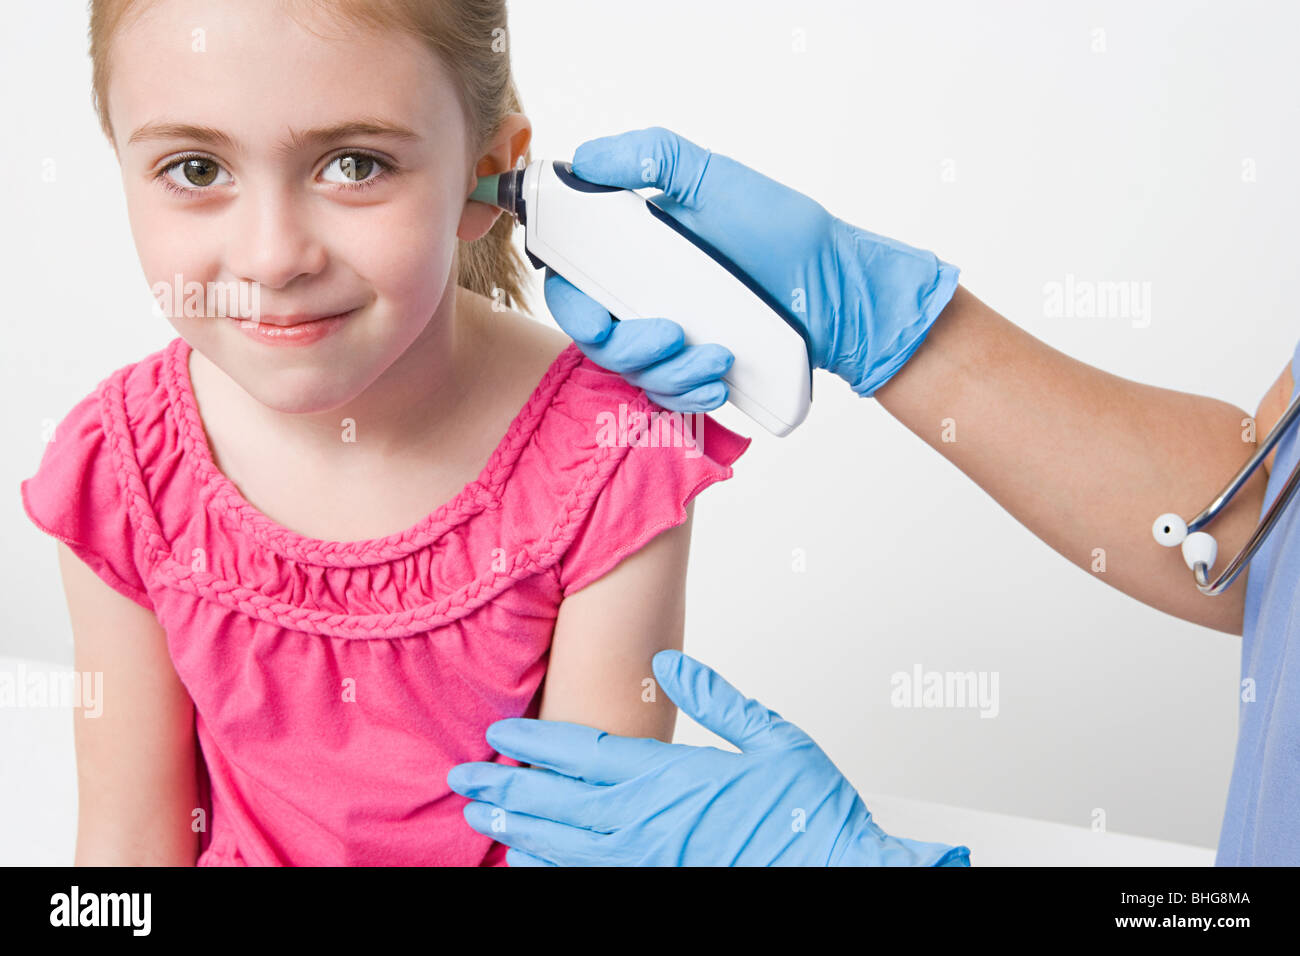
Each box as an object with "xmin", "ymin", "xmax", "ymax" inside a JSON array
[{"xmin": 20, "ymin": 0, "xmax": 747, "ymax": 865}]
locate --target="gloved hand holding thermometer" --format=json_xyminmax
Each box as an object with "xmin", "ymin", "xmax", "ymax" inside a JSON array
[
  {"xmin": 536, "ymin": 125, "xmax": 960, "ymax": 411},
  {"xmin": 448, "ymin": 650, "xmax": 970, "ymax": 867}
]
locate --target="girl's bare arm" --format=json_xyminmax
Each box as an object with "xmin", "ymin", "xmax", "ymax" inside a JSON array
[
  {"xmin": 874, "ymin": 284, "xmax": 1291, "ymax": 636},
  {"xmin": 535, "ymin": 503, "xmax": 693, "ymax": 743},
  {"xmin": 56, "ymin": 542, "xmax": 200, "ymax": 865}
]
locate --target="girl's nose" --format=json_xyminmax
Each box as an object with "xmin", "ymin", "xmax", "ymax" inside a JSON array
[{"xmin": 226, "ymin": 187, "xmax": 328, "ymax": 291}]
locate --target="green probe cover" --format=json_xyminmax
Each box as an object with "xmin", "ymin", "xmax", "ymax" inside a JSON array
[{"xmin": 469, "ymin": 174, "xmax": 501, "ymax": 207}]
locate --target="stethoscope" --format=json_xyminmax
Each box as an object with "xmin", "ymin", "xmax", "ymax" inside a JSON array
[{"xmin": 1153, "ymin": 388, "xmax": 1300, "ymax": 595}]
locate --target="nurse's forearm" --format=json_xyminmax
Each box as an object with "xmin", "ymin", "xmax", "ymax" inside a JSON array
[{"xmin": 872, "ymin": 284, "xmax": 1264, "ymax": 635}]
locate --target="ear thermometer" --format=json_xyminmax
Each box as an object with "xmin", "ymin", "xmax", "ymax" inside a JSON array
[{"xmin": 470, "ymin": 160, "xmax": 813, "ymax": 436}]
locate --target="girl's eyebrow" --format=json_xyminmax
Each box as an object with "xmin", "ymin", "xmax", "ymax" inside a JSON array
[{"xmin": 126, "ymin": 118, "xmax": 421, "ymax": 154}]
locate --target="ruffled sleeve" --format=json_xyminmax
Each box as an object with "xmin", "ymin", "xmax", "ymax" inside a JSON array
[
  {"xmin": 20, "ymin": 381, "xmax": 155, "ymax": 612},
  {"xmin": 546, "ymin": 359, "xmax": 751, "ymax": 597}
]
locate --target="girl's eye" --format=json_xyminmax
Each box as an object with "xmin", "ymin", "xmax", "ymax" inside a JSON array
[
  {"xmin": 162, "ymin": 156, "xmax": 232, "ymax": 191},
  {"xmin": 320, "ymin": 152, "xmax": 389, "ymax": 188}
]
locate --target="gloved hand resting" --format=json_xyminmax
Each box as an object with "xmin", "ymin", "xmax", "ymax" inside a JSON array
[
  {"xmin": 544, "ymin": 125, "xmax": 960, "ymax": 411},
  {"xmin": 447, "ymin": 649, "xmax": 971, "ymax": 867}
]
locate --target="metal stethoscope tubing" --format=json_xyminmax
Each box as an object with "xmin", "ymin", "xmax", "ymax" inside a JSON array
[{"xmin": 1153, "ymin": 388, "xmax": 1300, "ymax": 595}]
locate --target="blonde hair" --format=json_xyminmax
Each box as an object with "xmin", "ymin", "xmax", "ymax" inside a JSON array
[{"xmin": 88, "ymin": 0, "xmax": 532, "ymax": 311}]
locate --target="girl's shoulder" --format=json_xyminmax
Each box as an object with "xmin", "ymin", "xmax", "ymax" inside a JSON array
[
  {"xmin": 20, "ymin": 342, "xmax": 178, "ymax": 611},
  {"xmin": 482, "ymin": 307, "xmax": 752, "ymax": 597}
]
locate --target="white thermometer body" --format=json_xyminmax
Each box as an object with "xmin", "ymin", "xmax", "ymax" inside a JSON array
[{"xmin": 479, "ymin": 160, "xmax": 813, "ymax": 436}]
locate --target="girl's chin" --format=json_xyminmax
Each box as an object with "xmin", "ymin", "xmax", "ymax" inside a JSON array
[
  {"xmin": 215, "ymin": 348, "xmax": 371, "ymax": 413},
  {"xmin": 239, "ymin": 379, "xmax": 365, "ymax": 416}
]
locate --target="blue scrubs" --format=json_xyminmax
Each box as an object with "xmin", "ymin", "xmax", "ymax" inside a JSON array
[{"xmin": 1216, "ymin": 336, "xmax": 1300, "ymax": 865}]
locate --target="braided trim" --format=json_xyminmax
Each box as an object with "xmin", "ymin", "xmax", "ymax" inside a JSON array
[
  {"xmin": 163, "ymin": 338, "xmax": 587, "ymax": 566},
  {"xmin": 146, "ymin": 435, "xmax": 625, "ymax": 638},
  {"xmin": 97, "ymin": 362, "xmax": 175, "ymax": 602}
]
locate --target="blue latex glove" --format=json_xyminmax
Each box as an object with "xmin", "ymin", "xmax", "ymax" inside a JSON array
[
  {"xmin": 447, "ymin": 650, "xmax": 971, "ymax": 867},
  {"xmin": 545, "ymin": 126, "xmax": 960, "ymax": 411}
]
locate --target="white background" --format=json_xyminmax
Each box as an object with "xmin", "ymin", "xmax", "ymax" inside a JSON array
[{"xmin": 7, "ymin": 0, "xmax": 1300, "ymax": 851}]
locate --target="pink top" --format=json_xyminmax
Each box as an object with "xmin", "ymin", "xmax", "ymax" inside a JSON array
[{"xmin": 21, "ymin": 336, "xmax": 749, "ymax": 866}]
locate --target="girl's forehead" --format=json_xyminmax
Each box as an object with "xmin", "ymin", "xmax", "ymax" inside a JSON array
[{"xmin": 109, "ymin": 0, "xmax": 460, "ymax": 144}]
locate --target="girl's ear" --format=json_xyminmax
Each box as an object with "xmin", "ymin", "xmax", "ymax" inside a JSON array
[{"xmin": 458, "ymin": 113, "xmax": 532, "ymax": 242}]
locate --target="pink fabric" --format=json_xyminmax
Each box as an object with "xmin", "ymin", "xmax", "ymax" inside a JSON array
[{"xmin": 21, "ymin": 337, "xmax": 749, "ymax": 866}]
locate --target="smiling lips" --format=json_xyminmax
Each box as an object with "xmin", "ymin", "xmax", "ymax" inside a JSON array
[
  {"xmin": 246, "ymin": 311, "xmax": 353, "ymax": 327},
  {"xmin": 230, "ymin": 308, "xmax": 356, "ymax": 345}
]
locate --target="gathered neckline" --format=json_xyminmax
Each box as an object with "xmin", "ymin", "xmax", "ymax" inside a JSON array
[{"xmin": 162, "ymin": 336, "xmax": 584, "ymax": 568}]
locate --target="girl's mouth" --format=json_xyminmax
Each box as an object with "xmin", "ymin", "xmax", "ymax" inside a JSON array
[{"xmin": 230, "ymin": 309, "xmax": 356, "ymax": 346}]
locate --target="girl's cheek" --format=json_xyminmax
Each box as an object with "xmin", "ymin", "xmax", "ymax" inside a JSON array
[
  {"xmin": 379, "ymin": 233, "xmax": 457, "ymax": 314},
  {"xmin": 125, "ymin": 195, "xmax": 203, "ymax": 286},
  {"xmin": 351, "ymin": 200, "xmax": 460, "ymax": 299}
]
